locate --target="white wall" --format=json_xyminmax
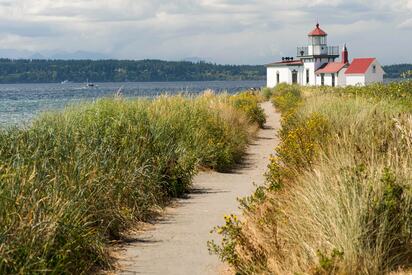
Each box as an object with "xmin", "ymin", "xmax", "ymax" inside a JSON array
[
  {"xmin": 337, "ymin": 68, "xmax": 347, "ymax": 86},
  {"xmin": 365, "ymin": 60, "xmax": 384, "ymax": 84},
  {"xmin": 346, "ymin": 75, "xmax": 365, "ymax": 86},
  {"xmin": 315, "ymin": 74, "xmax": 333, "ymax": 86},
  {"xmin": 267, "ymin": 67, "xmax": 289, "ymax": 88},
  {"xmin": 297, "ymin": 66, "xmax": 304, "ymax": 85},
  {"xmin": 303, "ymin": 62, "xmax": 316, "ymax": 86},
  {"xmin": 324, "ymin": 75, "xmax": 333, "ymax": 86},
  {"xmin": 308, "ymin": 45, "xmax": 329, "ymax": 56},
  {"xmin": 302, "ymin": 58, "xmax": 333, "ymax": 86},
  {"xmin": 266, "ymin": 66, "xmax": 304, "ymax": 88},
  {"xmin": 315, "ymin": 69, "xmax": 346, "ymax": 87}
]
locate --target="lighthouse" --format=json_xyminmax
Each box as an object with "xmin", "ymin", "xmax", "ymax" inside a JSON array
[
  {"xmin": 297, "ymin": 23, "xmax": 340, "ymax": 85},
  {"xmin": 266, "ymin": 23, "xmax": 384, "ymax": 87},
  {"xmin": 308, "ymin": 23, "xmax": 329, "ymax": 56}
]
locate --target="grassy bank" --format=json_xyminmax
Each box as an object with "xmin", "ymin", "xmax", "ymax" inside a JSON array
[
  {"xmin": 0, "ymin": 91, "xmax": 265, "ymax": 273},
  {"xmin": 210, "ymin": 83, "xmax": 412, "ymax": 274}
]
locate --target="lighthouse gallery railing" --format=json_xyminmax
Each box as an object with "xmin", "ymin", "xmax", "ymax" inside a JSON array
[{"xmin": 297, "ymin": 46, "xmax": 339, "ymax": 57}]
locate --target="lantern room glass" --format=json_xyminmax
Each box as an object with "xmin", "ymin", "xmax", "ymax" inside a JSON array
[{"xmin": 309, "ymin": 35, "xmax": 327, "ymax": 46}]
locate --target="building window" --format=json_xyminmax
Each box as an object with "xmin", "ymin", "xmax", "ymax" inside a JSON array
[
  {"xmin": 306, "ymin": 69, "xmax": 310, "ymax": 84},
  {"xmin": 276, "ymin": 72, "xmax": 280, "ymax": 84},
  {"xmin": 321, "ymin": 74, "xmax": 325, "ymax": 86},
  {"xmin": 292, "ymin": 70, "xmax": 298, "ymax": 84},
  {"xmin": 332, "ymin": 73, "xmax": 335, "ymax": 87},
  {"xmin": 372, "ymin": 65, "xmax": 376, "ymax": 73}
]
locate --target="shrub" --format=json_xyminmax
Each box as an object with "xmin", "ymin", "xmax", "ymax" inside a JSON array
[
  {"xmin": 230, "ymin": 91, "xmax": 267, "ymax": 128},
  {"xmin": 261, "ymin": 87, "xmax": 274, "ymax": 101},
  {"xmin": 271, "ymin": 84, "xmax": 302, "ymax": 113},
  {"xmin": 266, "ymin": 112, "xmax": 329, "ymax": 189}
]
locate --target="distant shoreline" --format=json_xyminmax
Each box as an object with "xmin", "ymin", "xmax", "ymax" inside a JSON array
[
  {"xmin": 0, "ymin": 59, "xmax": 266, "ymax": 84},
  {"xmin": 0, "ymin": 58, "xmax": 408, "ymax": 84},
  {"xmin": 0, "ymin": 79, "xmax": 266, "ymax": 85},
  {"xmin": 0, "ymin": 78, "xmax": 404, "ymax": 85}
]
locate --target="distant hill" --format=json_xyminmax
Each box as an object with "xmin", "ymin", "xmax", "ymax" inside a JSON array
[
  {"xmin": 382, "ymin": 64, "xmax": 412, "ymax": 79},
  {"xmin": 0, "ymin": 59, "xmax": 265, "ymax": 83},
  {"xmin": 0, "ymin": 58, "xmax": 408, "ymax": 84},
  {"xmin": 50, "ymin": 51, "xmax": 111, "ymax": 60}
]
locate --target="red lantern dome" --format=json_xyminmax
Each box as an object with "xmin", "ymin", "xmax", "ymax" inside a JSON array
[{"xmin": 308, "ymin": 23, "xmax": 327, "ymax": 36}]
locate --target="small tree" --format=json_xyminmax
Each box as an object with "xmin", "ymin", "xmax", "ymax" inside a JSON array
[{"xmin": 401, "ymin": 70, "xmax": 412, "ymax": 79}]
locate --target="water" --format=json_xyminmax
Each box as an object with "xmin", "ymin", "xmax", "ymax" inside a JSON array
[
  {"xmin": 384, "ymin": 78, "xmax": 405, "ymax": 83},
  {"xmin": 0, "ymin": 80, "xmax": 265, "ymax": 126}
]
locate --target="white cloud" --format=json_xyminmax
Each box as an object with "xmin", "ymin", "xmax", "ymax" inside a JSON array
[{"xmin": 0, "ymin": 0, "xmax": 409, "ymax": 64}]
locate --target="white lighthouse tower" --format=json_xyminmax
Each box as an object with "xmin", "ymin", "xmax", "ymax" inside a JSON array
[{"xmin": 297, "ymin": 23, "xmax": 340, "ymax": 85}]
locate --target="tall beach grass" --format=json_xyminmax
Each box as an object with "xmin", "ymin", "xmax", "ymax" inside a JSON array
[
  {"xmin": 0, "ymin": 91, "xmax": 264, "ymax": 273},
  {"xmin": 210, "ymin": 83, "xmax": 412, "ymax": 274}
]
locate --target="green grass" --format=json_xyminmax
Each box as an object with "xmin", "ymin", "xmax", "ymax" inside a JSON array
[
  {"xmin": 210, "ymin": 83, "xmax": 412, "ymax": 274},
  {"xmin": 0, "ymin": 91, "xmax": 263, "ymax": 273}
]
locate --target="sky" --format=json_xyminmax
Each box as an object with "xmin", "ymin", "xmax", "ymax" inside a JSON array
[{"xmin": 0, "ymin": 0, "xmax": 411, "ymax": 65}]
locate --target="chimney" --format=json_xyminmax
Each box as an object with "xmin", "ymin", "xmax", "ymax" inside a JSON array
[{"xmin": 342, "ymin": 44, "xmax": 349, "ymax": 64}]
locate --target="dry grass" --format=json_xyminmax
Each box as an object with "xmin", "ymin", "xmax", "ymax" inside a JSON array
[{"xmin": 211, "ymin": 84, "xmax": 412, "ymax": 274}]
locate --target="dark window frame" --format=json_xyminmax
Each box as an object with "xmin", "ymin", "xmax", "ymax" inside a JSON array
[{"xmin": 292, "ymin": 70, "xmax": 298, "ymax": 84}]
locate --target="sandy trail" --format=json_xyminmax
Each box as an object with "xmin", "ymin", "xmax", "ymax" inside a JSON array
[{"xmin": 116, "ymin": 102, "xmax": 280, "ymax": 275}]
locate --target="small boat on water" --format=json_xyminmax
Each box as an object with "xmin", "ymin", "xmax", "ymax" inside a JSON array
[
  {"xmin": 61, "ymin": 80, "xmax": 70, "ymax": 84},
  {"xmin": 84, "ymin": 79, "xmax": 98, "ymax": 88},
  {"xmin": 115, "ymin": 85, "xmax": 124, "ymax": 97}
]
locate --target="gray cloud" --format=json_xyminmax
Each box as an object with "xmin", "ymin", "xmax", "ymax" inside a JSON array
[
  {"xmin": 0, "ymin": 20, "xmax": 59, "ymax": 37},
  {"xmin": 0, "ymin": 0, "xmax": 410, "ymax": 64}
]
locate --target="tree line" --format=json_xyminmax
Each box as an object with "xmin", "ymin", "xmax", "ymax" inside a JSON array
[
  {"xmin": 0, "ymin": 58, "xmax": 408, "ymax": 83},
  {"xmin": 382, "ymin": 64, "xmax": 412, "ymax": 79},
  {"xmin": 0, "ymin": 59, "xmax": 265, "ymax": 83}
]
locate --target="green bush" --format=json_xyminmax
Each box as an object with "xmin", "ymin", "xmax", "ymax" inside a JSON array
[
  {"xmin": 261, "ymin": 87, "xmax": 274, "ymax": 101},
  {"xmin": 230, "ymin": 91, "xmax": 266, "ymax": 128},
  {"xmin": 271, "ymin": 84, "xmax": 302, "ymax": 113}
]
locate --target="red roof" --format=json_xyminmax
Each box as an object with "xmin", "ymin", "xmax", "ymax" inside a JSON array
[
  {"xmin": 315, "ymin": 62, "xmax": 347, "ymax": 74},
  {"xmin": 345, "ymin": 58, "xmax": 376, "ymax": 74},
  {"xmin": 308, "ymin": 24, "xmax": 327, "ymax": 36}
]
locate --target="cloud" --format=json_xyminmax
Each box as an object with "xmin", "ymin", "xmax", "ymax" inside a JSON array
[
  {"xmin": 0, "ymin": 0, "xmax": 410, "ymax": 64},
  {"xmin": 398, "ymin": 18, "xmax": 412, "ymax": 29}
]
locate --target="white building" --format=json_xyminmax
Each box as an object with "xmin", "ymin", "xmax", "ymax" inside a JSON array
[
  {"xmin": 345, "ymin": 58, "xmax": 385, "ymax": 86},
  {"xmin": 266, "ymin": 24, "xmax": 385, "ymax": 88}
]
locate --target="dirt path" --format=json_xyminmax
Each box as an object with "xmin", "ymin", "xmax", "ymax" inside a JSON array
[{"xmin": 116, "ymin": 102, "xmax": 280, "ymax": 275}]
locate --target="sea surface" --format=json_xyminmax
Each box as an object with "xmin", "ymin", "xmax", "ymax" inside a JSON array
[{"xmin": 0, "ymin": 80, "xmax": 265, "ymax": 126}]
